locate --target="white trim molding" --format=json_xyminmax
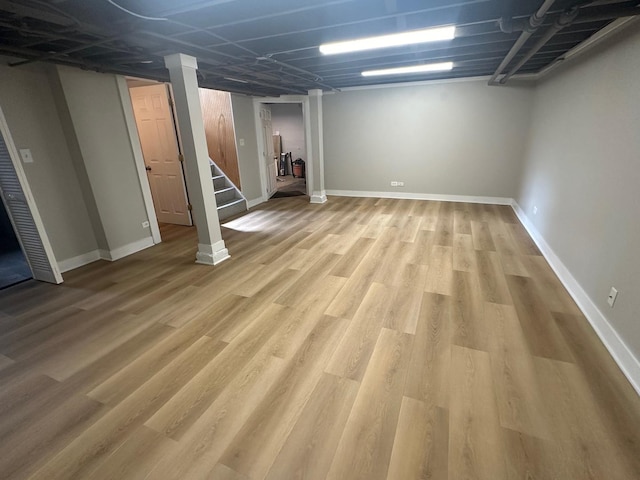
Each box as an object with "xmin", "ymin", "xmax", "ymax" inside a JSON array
[
  {"xmin": 100, "ymin": 236, "xmax": 155, "ymax": 262},
  {"xmin": 310, "ymin": 191, "xmax": 328, "ymax": 204},
  {"xmin": 59, "ymin": 236, "xmax": 158, "ymax": 270},
  {"xmin": 511, "ymin": 200, "xmax": 640, "ymax": 396},
  {"xmin": 253, "ymin": 95, "xmax": 314, "ymax": 201},
  {"xmin": 195, "ymin": 240, "xmax": 230, "ymax": 266},
  {"xmin": 246, "ymin": 197, "xmax": 265, "ymax": 209},
  {"xmin": 116, "ymin": 75, "xmax": 162, "ymax": 245},
  {"xmin": 58, "ymin": 250, "xmax": 102, "ymax": 273},
  {"xmin": 325, "ymin": 190, "xmax": 513, "ymax": 205}
]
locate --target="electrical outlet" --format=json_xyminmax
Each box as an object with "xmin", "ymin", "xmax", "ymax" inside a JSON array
[
  {"xmin": 397, "ymin": 181, "xmax": 404, "ymax": 187},
  {"xmin": 533, "ymin": 205, "xmax": 538, "ymax": 215},
  {"xmin": 607, "ymin": 287, "xmax": 618, "ymax": 307},
  {"xmin": 239, "ymin": 138, "xmax": 245, "ymax": 146},
  {"xmin": 390, "ymin": 181, "xmax": 398, "ymax": 187},
  {"xmin": 142, "ymin": 221, "xmax": 150, "ymax": 228}
]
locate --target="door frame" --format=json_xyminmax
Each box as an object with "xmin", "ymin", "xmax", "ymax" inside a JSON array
[
  {"xmin": 117, "ymin": 76, "xmax": 162, "ymax": 243},
  {"xmin": 0, "ymin": 106, "xmax": 63, "ymax": 284},
  {"xmin": 253, "ymin": 96, "xmax": 313, "ymax": 202}
]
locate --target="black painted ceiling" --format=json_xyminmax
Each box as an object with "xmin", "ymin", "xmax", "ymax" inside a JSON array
[{"xmin": 0, "ymin": 0, "xmax": 638, "ymax": 96}]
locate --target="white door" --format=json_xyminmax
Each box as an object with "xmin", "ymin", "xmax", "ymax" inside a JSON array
[
  {"xmin": 130, "ymin": 84, "xmax": 192, "ymax": 226},
  {"xmin": 0, "ymin": 108, "xmax": 62, "ymax": 284},
  {"xmin": 260, "ymin": 107, "xmax": 277, "ymax": 197}
]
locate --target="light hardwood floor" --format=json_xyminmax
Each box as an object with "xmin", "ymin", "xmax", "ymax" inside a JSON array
[{"xmin": 0, "ymin": 196, "xmax": 639, "ymax": 479}]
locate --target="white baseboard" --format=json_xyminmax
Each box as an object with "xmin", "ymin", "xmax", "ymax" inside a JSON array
[
  {"xmin": 195, "ymin": 240, "xmax": 230, "ymax": 266},
  {"xmin": 100, "ymin": 236, "xmax": 155, "ymax": 262},
  {"xmin": 310, "ymin": 190, "xmax": 327, "ymax": 204},
  {"xmin": 57, "ymin": 236, "xmax": 158, "ymax": 273},
  {"xmin": 325, "ymin": 189, "xmax": 513, "ymax": 205},
  {"xmin": 58, "ymin": 250, "xmax": 102, "ymax": 273},
  {"xmin": 511, "ymin": 201, "xmax": 640, "ymax": 396},
  {"xmin": 246, "ymin": 197, "xmax": 265, "ymax": 209}
]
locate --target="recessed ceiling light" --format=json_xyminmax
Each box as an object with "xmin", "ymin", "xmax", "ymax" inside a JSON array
[
  {"xmin": 319, "ymin": 26, "xmax": 455, "ymax": 55},
  {"xmin": 361, "ymin": 62, "xmax": 454, "ymax": 77}
]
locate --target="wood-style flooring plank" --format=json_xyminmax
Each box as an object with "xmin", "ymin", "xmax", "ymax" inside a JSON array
[
  {"xmin": 386, "ymin": 396, "xmax": 449, "ymax": 480},
  {"xmin": 471, "ymin": 220, "xmax": 496, "ymax": 251},
  {"xmin": 449, "ymin": 345, "xmax": 508, "ymax": 480},
  {"xmin": 218, "ymin": 315, "xmax": 348, "ymax": 480},
  {"xmin": 424, "ymin": 245, "xmax": 454, "ymax": 296},
  {"xmin": 404, "ymin": 293, "xmax": 452, "ymax": 408},
  {"xmin": 506, "ymin": 274, "xmax": 574, "ymax": 362},
  {"xmin": 475, "ymin": 250, "xmax": 513, "ymax": 305},
  {"xmin": 325, "ymin": 282, "xmax": 394, "ymax": 381},
  {"xmin": 0, "ymin": 197, "xmax": 637, "ymax": 480},
  {"xmin": 30, "ymin": 336, "xmax": 226, "ymax": 480},
  {"xmin": 486, "ymin": 302, "xmax": 549, "ymax": 438},
  {"xmin": 326, "ymin": 328, "xmax": 413, "ymax": 480},
  {"xmin": 265, "ymin": 373, "xmax": 359, "ymax": 480}
]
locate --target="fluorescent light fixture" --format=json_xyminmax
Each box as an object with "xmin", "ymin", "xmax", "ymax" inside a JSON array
[
  {"xmin": 319, "ymin": 26, "xmax": 455, "ymax": 55},
  {"xmin": 362, "ymin": 62, "xmax": 453, "ymax": 77}
]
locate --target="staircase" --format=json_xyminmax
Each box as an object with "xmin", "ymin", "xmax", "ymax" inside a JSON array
[{"xmin": 209, "ymin": 159, "xmax": 247, "ymax": 221}]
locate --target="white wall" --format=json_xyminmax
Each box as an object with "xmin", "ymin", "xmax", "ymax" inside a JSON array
[
  {"xmin": 517, "ymin": 24, "xmax": 640, "ymax": 364},
  {"xmin": 270, "ymin": 103, "xmax": 306, "ymax": 159},
  {"xmin": 323, "ymin": 80, "xmax": 534, "ymax": 199},
  {"xmin": 231, "ymin": 94, "xmax": 263, "ymax": 203},
  {"xmin": 56, "ymin": 66, "xmax": 152, "ymax": 252},
  {"xmin": 0, "ymin": 61, "xmax": 98, "ymax": 263}
]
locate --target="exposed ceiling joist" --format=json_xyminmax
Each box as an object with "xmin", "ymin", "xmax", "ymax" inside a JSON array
[{"xmin": 0, "ymin": 0, "xmax": 637, "ymax": 95}]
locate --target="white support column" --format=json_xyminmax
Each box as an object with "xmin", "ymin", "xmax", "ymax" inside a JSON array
[
  {"xmin": 308, "ymin": 89, "xmax": 327, "ymax": 204},
  {"xmin": 164, "ymin": 53, "xmax": 229, "ymax": 265}
]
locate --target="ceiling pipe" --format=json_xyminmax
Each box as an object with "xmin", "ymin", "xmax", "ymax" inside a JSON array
[
  {"xmin": 500, "ymin": 6, "xmax": 580, "ymax": 83},
  {"xmin": 488, "ymin": 0, "xmax": 557, "ymax": 85},
  {"xmin": 501, "ymin": 5, "xmax": 640, "ymax": 31}
]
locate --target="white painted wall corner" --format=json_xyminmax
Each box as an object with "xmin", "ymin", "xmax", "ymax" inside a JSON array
[
  {"xmin": 57, "ymin": 250, "xmax": 101, "ymax": 273},
  {"xmin": 99, "ymin": 236, "xmax": 155, "ymax": 262},
  {"xmin": 246, "ymin": 197, "xmax": 265, "ymax": 209}
]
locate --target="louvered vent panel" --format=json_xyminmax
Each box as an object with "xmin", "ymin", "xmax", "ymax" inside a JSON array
[{"xmin": 0, "ymin": 134, "xmax": 55, "ymax": 281}]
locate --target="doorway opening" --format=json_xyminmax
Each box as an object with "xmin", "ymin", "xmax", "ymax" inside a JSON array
[
  {"xmin": 254, "ymin": 97, "xmax": 313, "ymax": 203},
  {"xmin": 126, "ymin": 78, "xmax": 246, "ymax": 228},
  {"xmin": 270, "ymin": 103, "xmax": 307, "ymax": 198},
  {"xmin": 127, "ymin": 79, "xmax": 193, "ymax": 228},
  {"xmin": 0, "ymin": 198, "xmax": 30, "ymax": 289}
]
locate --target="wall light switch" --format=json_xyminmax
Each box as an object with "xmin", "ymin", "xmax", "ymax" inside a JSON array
[
  {"xmin": 533, "ymin": 206, "xmax": 538, "ymax": 215},
  {"xmin": 19, "ymin": 149, "xmax": 34, "ymax": 164},
  {"xmin": 142, "ymin": 221, "xmax": 150, "ymax": 228},
  {"xmin": 397, "ymin": 181, "xmax": 404, "ymax": 187},
  {"xmin": 607, "ymin": 287, "xmax": 618, "ymax": 307},
  {"xmin": 239, "ymin": 138, "xmax": 245, "ymax": 146}
]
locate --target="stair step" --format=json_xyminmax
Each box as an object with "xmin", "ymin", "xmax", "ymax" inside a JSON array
[
  {"xmin": 217, "ymin": 197, "xmax": 246, "ymax": 221},
  {"xmin": 212, "ymin": 174, "xmax": 227, "ymax": 190},
  {"xmin": 217, "ymin": 197, "xmax": 245, "ymax": 210},
  {"xmin": 215, "ymin": 187, "xmax": 237, "ymax": 203}
]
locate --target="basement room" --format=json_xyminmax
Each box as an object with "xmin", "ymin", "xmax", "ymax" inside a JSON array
[{"xmin": 0, "ymin": 1, "xmax": 639, "ymax": 479}]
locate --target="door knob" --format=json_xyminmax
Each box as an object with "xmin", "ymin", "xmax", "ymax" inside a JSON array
[{"xmin": 145, "ymin": 166, "xmax": 152, "ymax": 171}]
